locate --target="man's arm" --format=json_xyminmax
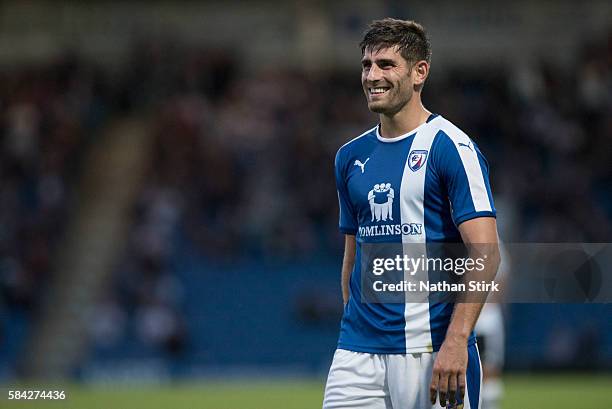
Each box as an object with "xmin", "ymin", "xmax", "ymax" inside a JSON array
[
  {"xmin": 342, "ymin": 234, "xmax": 356, "ymax": 305},
  {"xmin": 430, "ymin": 217, "xmax": 500, "ymax": 407}
]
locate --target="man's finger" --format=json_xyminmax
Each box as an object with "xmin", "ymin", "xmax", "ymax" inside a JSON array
[
  {"xmin": 429, "ymin": 369, "xmax": 440, "ymax": 405},
  {"xmin": 438, "ymin": 371, "xmax": 449, "ymax": 407},
  {"xmin": 448, "ymin": 373, "xmax": 457, "ymax": 407},
  {"xmin": 458, "ymin": 372, "xmax": 466, "ymax": 403}
]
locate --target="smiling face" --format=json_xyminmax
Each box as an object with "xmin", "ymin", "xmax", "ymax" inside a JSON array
[{"xmin": 361, "ymin": 46, "xmax": 419, "ymax": 115}]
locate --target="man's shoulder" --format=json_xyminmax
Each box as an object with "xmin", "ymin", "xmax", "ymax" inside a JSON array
[
  {"xmin": 432, "ymin": 116, "xmax": 472, "ymax": 146},
  {"xmin": 335, "ymin": 125, "xmax": 378, "ymax": 164},
  {"xmin": 429, "ymin": 116, "xmax": 491, "ymax": 172}
]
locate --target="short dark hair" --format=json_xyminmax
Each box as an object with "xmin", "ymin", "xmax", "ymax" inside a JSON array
[{"xmin": 360, "ymin": 18, "xmax": 432, "ymax": 65}]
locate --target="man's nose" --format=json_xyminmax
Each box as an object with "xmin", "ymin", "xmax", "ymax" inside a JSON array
[{"xmin": 366, "ymin": 64, "xmax": 383, "ymax": 82}]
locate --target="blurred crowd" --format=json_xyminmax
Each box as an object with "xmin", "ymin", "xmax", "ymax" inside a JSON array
[
  {"xmin": 0, "ymin": 57, "xmax": 111, "ymax": 345},
  {"xmin": 1, "ymin": 28, "xmax": 611, "ymax": 363}
]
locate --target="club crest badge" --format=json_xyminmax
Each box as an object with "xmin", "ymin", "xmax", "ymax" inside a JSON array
[{"xmin": 408, "ymin": 150, "xmax": 428, "ymax": 172}]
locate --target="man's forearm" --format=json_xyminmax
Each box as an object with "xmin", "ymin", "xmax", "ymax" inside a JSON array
[
  {"xmin": 445, "ymin": 242, "xmax": 500, "ymax": 343},
  {"xmin": 445, "ymin": 303, "xmax": 484, "ymax": 343},
  {"xmin": 342, "ymin": 235, "xmax": 356, "ymax": 305},
  {"xmin": 342, "ymin": 265, "xmax": 351, "ymax": 305}
]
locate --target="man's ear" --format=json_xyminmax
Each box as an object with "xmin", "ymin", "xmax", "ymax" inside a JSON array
[
  {"xmin": 413, "ymin": 60, "xmax": 429, "ymax": 91},
  {"xmin": 413, "ymin": 61, "xmax": 429, "ymax": 84}
]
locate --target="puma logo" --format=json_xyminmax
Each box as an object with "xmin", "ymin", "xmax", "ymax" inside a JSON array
[
  {"xmin": 458, "ymin": 141, "xmax": 473, "ymax": 152},
  {"xmin": 354, "ymin": 158, "xmax": 370, "ymax": 173}
]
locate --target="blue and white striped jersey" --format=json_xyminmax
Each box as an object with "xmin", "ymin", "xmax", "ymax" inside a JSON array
[{"xmin": 335, "ymin": 114, "xmax": 496, "ymax": 353}]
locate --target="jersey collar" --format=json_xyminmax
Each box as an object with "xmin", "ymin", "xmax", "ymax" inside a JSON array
[{"xmin": 376, "ymin": 114, "xmax": 439, "ymax": 143}]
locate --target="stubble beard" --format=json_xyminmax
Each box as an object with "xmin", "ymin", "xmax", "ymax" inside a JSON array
[{"xmin": 367, "ymin": 90, "xmax": 412, "ymax": 116}]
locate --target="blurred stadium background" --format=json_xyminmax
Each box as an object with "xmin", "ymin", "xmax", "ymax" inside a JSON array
[{"xmin": 0, "ymin": 1, "xmax": 611, "ymax": 408}]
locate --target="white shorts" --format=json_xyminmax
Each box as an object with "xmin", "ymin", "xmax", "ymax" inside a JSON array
[{"xmin": 323, "ymin": 345, "xmax": 482, "ymax": 409}]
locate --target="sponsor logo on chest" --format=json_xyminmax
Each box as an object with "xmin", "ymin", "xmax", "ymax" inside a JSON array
[{"xmin": 359, "ymin": 182, "xmax": 422, "ymax": 238}]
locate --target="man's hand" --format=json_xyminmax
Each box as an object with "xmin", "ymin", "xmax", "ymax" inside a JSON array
[{"xmin": 429, "ymin": 335, "xmax": 468, "ymax": 408}]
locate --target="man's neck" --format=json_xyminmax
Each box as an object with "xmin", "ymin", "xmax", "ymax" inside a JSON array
[{"xmin": 378, "ymin": 98, "xmax": 431, "ymax": 139}]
